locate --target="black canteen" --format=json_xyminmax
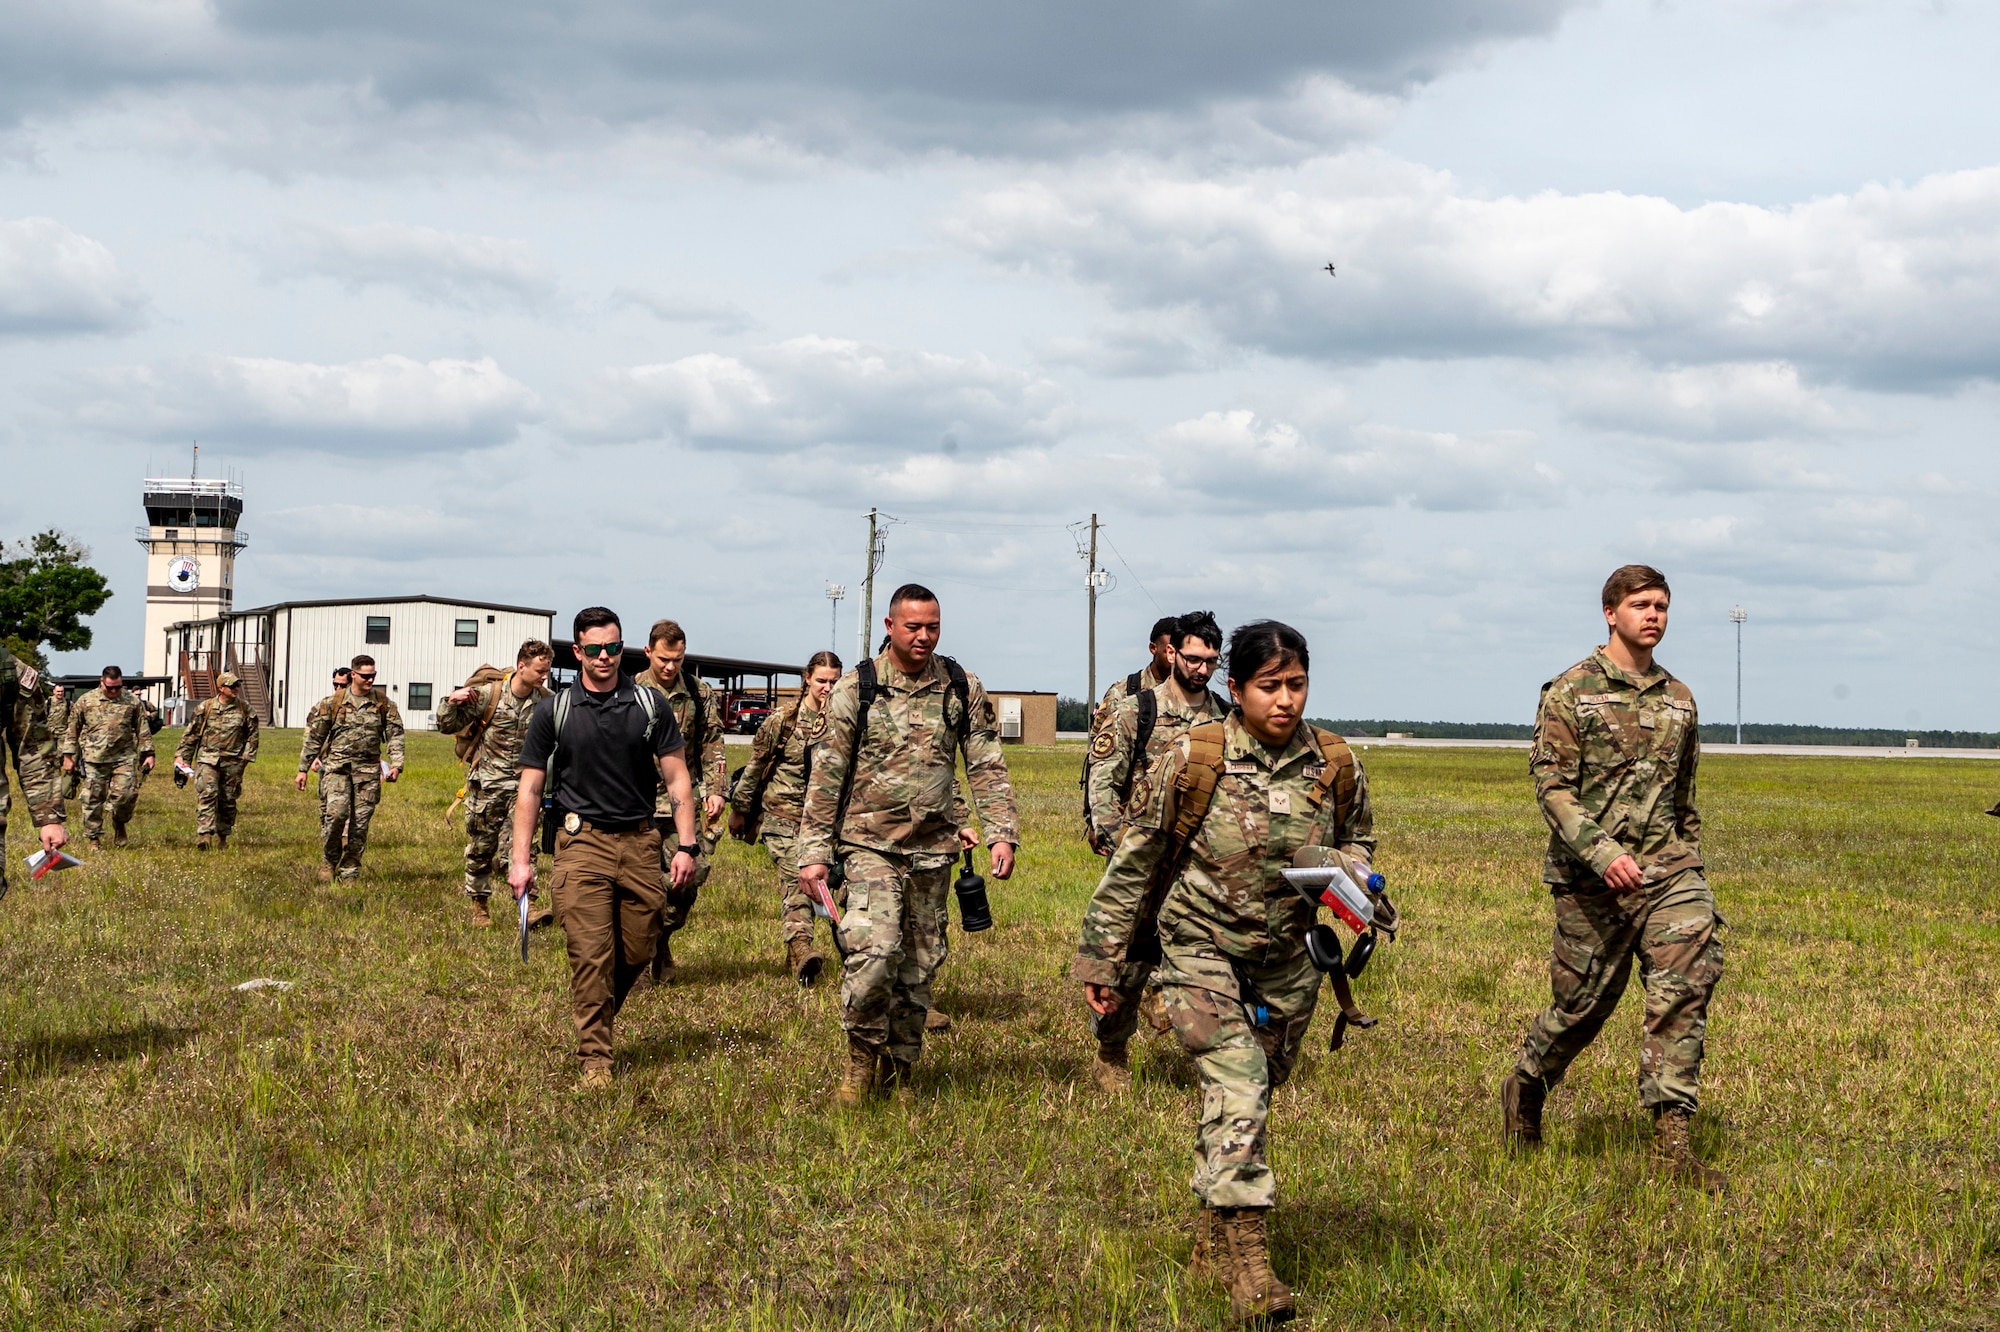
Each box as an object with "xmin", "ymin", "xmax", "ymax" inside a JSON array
[
  {"xmin": 1304, "ymin": 923, "xmax": 1344, "ymax": 973},
  {"xmin": 953, "ymin": 851, "xmax": 993, "ymax": 932}
]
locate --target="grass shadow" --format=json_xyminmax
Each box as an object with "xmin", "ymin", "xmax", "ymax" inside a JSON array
[
  {"xmin": 1570, "ymin": 1110, "xmax": 1648, "ymax": 1159},
  {"xmin": 930, "ymin": 986, "xmax": 1033, "ymax": 1023},
  {"xmin": 620, "ymin": 1023, "xmax": 782, "ymax": 1069},
  {"xmin": 1279, "ymin": 1191, "xmax": 1441, "ymax": 1272},
  {"xmin": 7, "ymin": 1022, "xmax": 197, "ymax": 1080}
]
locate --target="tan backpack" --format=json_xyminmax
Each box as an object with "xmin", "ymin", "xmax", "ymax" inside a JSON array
[{"xmin": 447, "ymin": 666, "xmax": 511, "ymax": 764}]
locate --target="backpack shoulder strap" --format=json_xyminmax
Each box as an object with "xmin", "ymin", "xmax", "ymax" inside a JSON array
[
  {"xmin": 831, "ymin": 661, "xmax": 878, "ymax": 840},
  {"xmin": 1117, "ymin": 685, "xmax": 1158, "ymax": 804},
  {"xmin": 1125, "ymin": 670, "xmax": 1142, "ymax": 695},
  {"xmin": 633, "ymin": 677, "xmax": 658, "ymax": 741},
  {"xmin": 939, "ymin": 655, "xmax": 971, "ymax": 742},
  {"xmin": 1167, "ymin": 719, "xmax": 1229, "ymax": 856},
  {"xmin": 1306, "ymin": 726, "xmax": 1359, "ymax": 835}
]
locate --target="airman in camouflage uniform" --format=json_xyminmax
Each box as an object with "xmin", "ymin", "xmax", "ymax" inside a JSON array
[
  {"xmin": 62, "ymin": 667, "xmax": 155, "ymax": 847},
  {"xmin": 635, "ymin": 620, "xmax": 728, "ymax": 982},
  {"xmin": 1502, "ymin": 565, "xmax": 1726, "ymax": 1194},
  {"xmin": 729, "ymin": 651, "xmax": 844, "ymax": 985},
  {"xmin": 296, "ymin": 657, "xmax": 405, "ymax": 883},
  {"xmin": 2, "ymin": 654, "xmax": 66, "ymax": 895},
  {"xmin": 1081, "ymin": 616, "xmax": 1178, "ymax": 853},
  {"xmin": 799, "ymin": 586, "xmax": 1019, "ymax": 1105},
  {"xmin": 1075, "ymin": 621, "xmax": 1370, "ymax": 1326},
  {"xmin": 1081, "ymin": 612, "xmax": 1229, "ymax": 1093},
  {"xmin": 47, "ymin": 685, "xmax": 79, "ymax": 803},
  {"xmin": 174, "ymin": 672, "xmax": 259, "ymax": 848},
  {"xmin": 436, "ymin": 642, "xmax": 554, "ymax": 927}
]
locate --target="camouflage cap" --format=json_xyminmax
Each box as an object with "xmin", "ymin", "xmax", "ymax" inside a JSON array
[{"xmin": 216, "ymin": 671, "xmax": 242, "ymax": 688}]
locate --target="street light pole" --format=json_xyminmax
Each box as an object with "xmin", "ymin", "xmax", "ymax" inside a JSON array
[
  {"xmin": 1729, "ymin": 606, "xmax": 1747, "ymax": 745},
  {"xmin": 825, "ymin": 582, "xmax": 846, "ymax": 653}
]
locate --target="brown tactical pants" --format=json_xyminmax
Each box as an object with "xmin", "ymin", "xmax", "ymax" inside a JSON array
[
  {"xmin": 551, "ymin": 822, "xmax": 666, "ymax": 1070},
  {"xmin": 1515, "ymin": 868, "xmax": 1724, "ymax": 1112}
]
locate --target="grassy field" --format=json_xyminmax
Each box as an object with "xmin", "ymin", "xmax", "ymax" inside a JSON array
[{"xmin": 2, "ymin": 733, "xmax": 1997, "ymax": 1329}]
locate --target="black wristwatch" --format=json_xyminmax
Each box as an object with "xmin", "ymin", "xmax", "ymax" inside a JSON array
[{"xmin": 675, "ymin": 843, "xmax": 699, "ymax": 857}]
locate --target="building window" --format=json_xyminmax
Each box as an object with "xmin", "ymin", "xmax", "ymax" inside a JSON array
[
  {"xmin": 454, "ymin": 619, "xmax": 478, "ymax": 647},
  {"xmin": 366, "ymin": 616, "xmax": 391, "ymax": 644},
  {"xmin": 407, "ymin": 682, "xmax": 433, "ymax": 711}
]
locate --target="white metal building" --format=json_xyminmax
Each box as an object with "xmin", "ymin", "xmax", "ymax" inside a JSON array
[{"xmin": 162, "ymin": 595, "xmax": 556, "ymax": 729}]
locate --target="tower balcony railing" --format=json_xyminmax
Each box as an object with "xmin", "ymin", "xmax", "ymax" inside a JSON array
[{"xmin": 135, "ymin": 526, "xmax": 249, "ymax": 548}]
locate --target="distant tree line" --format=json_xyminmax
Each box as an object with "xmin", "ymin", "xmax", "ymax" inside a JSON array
[
  {"xmin": 1057, "ymin": 697, "xmax": 1092, "ymax": 731},
  {"xmin": 1312, "ymin": 718, "xmax": 2000, "ymax": 749}
]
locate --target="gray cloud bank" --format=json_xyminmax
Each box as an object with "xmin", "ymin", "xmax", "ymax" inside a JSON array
[
  {"xmin": 953, "ymin": 155, "xmax": 2000, "ymax": 389},
  {"xmin": 0, "ymin": 215, "xmax": 146, "ymax": 336},
  {"xmin": 0, "ymin": 1, "xmax": 1579, "ymax": 162}
]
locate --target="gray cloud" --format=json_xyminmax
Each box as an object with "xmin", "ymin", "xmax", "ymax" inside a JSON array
[
  {"xmin": 0, "ymin": 215, "xmax": 146, "ymax": 337},
  {"xmin": 62, "ymin": 352, "xmax": 540, "ymax": 452},
  {"xmin": 267, "ymin": 219, "xmax": 558, "ymax": 310},
  {"xmin": 951, "ymin": 155, "xmax": 2000, "ymax": 390},
  {"xmin": 610, "ymin": 286, "xmax": 759, "ymax": 335},
  {"xmin": 0, "ymin": 1, "xmax": 1580, "ymax": 164},
  {"xmin": 569, "ymin": 335, "xmax": 1072, "ymax": 454}
]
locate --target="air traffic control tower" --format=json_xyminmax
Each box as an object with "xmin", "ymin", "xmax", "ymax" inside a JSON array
[{"xmin": 137, "ymin": 476, "xmax": 246, "ymax": 686}]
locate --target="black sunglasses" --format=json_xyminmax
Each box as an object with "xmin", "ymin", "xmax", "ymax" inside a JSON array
[{"xmin": 577, "ymin": 641, "xmax": 625, "ymax": 659}]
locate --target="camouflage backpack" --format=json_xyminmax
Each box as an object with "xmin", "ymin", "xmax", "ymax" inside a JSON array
[{"xmin": 445, "ymin": 665, "xmax": 510, "ymax": 764}]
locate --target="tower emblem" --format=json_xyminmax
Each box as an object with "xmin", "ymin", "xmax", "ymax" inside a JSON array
[{"xmin": 167, "ymin": 556, "xmax": 200, "ymax": 592}]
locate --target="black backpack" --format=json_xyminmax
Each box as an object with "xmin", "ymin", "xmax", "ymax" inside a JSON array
[{"xmin": 832, "ymin": 655, "xmax": 972, "ymax": 833}]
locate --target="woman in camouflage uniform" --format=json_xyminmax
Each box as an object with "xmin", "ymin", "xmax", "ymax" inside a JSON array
[
  {"xmin": 729, "ymin": 651, "xmax": 842, "ymax": 985},
  {"xmin": 1075, "ymin": 621, "xmax": 1374, "ymax": 1327}
]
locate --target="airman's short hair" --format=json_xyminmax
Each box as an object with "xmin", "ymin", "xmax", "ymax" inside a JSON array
[
  {"xmin": 648, "ymin": 619, "xmax": 686, "ymax": 649},
  {"xmin": 351, "ymin": 654, "xmax": 376, "ymax": 670},
  {"xmin": 517, "ymin": 638, "xmax": 554, "ymax": 665},
  {"xmin": 1601, "ymin": 565, "xmax": 1670, "ymax": 610},
  {"xmin": 100, "ymin": 665, "xmax": 123, "ymax": 680},
  {"xmin": 887, "ymin": 583, "xmax": 938, "ymax": 611}
]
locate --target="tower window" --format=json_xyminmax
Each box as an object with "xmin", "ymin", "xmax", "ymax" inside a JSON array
[
  {"xmin": 454, "ymin": 619, "xmax": 478, "ymax": 647},
  {"xmin": 366, "ymin": 616, "xmax": 391, "ymax": 644}
]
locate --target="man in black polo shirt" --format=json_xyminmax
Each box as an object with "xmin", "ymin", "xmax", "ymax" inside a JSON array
[{"xmin": 510, "ymin": 606, "xmax": 700, "ymax": 1090}]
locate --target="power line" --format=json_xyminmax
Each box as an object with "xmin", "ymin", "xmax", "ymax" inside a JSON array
[{"xmin": 1103, "ymin": 535, "xmax": 1162, "ymax": 613}]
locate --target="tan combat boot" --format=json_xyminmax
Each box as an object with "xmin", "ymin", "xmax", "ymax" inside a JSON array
[
  {"xmin": 786, "ymin": 938, "xmax": 824, "ymax": 987},
  {"xmin": 1091, "ymin": 1040, "xmax": 1133, "ymax": 1096},
  {"xmin": 879, "ymin": 1054, "xmax": 917, "ymax": 1107},
  {"xmin": 925, "ymin": 1008, "xmax": 952, "ymax": 1033},
  {"xmin": 1218, "ymin": 1207, "xmax": 1296, "ymax": 1325},
  {"xmin": 1501, "ymin": 1071, "xmax": 1545, "ymax": 1151},
  {"xmin": 468, "ymin": 899, "xmax": 492, "ymax": 927},
  {"xmin": 1652, "ymin": 1106, "xmax": 1728, "ymax": 1194},
  {"xmin": 215, "ymin": 834, "xmax": 228, "ymax": 850},
  {"xmin": 112, "ymin": 824, "xmax": 129, "ymax": 848},
  {"xmin": 576, "ymin": 1065, "xmax": 613, "ymax": 1093},
  {"xmin": 316, "ymin": 862, "xmax": 333, "ymax": 883},
  {"xmin": 1188, "ymin": 1202, "xmax": 1218, "ymax": 1280},
  {"xmin": 833, "ymin": 1036, "xmax": 878, "ymax": 1107},
  {"xmin": 527, "ymin": 904, "xmax": 555, "ymax": 929},
  {"xmin": 196, "ymin": 834, "xmax": 211, "ymax": 851}
]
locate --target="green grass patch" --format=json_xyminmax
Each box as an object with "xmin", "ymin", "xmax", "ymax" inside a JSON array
[{"xmin": 1, "ymin": 735, "xmax": 1996, "ymax": 1328}]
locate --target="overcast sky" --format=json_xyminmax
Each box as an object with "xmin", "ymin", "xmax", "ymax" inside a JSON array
[{"xmin": 5, "ymin": 0, "xmax": 1998, "ymax": 728}]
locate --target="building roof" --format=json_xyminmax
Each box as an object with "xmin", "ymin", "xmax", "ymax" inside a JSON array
[
  {"xmin": 550, "ymin": 642, "xmax": 803, "ymax": 680},
  {"xmin": 228, "ymin": 594, "xmax": 558, "ymax": 618}
]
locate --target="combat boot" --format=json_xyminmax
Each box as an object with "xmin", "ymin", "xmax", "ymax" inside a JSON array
[
  {"xmin": 879, "ymin": 1054, "xmax": 917, "ymax": 1107},
  {"xmin": 317, "ymin": 862, "xmax": 333, "ymax": 884},
  {"xmin": 833, "ymin": 1035, "xmax": 878, "ymax": 1108},
  {"xmin": 1218, "ymin": 1207, "xmax": 1296, "ymax": 1324},
  {"xmin": 787, "ymin": 938, "xmax": 824, "ymax": 987},
  {"xmin": 652, "ymin": 934, "xmax": 678, "ymax": 985},
  {"xmin": 215, "ymin": 834, "xmax": 228, "ymax": 850},
  {"xmin": 1501, "ymin": 1071, "xmax": 1545, "ymax": 1151},
  {"xmin": 576, "ymin": 1065, "xmax": 613, "ymax": 1093},
  {"xmin": 87, "ymin": 837, "xmax": 103, "ymax": 852},
  {"xmin": 468, "ymin": 899, "xmax": 492, "ymax": 927},
  {"xmin": 112, "ymin": 824, "xmax": 129, "ymax": 848},
  {"xmin": 1188, "ymin": 1202, "xmax": 1218, "ymax": 1280},
  {"xmin": 925, "ymin": 1008, "xmax": 952, "ymax": 1033},
  {"xmin": 527, "ymin": 905, "xmax": 555, "ymax": 929},
  {"xmin": 1091, "ymin": 1040, "xmax": 1133, "ymax": 1096},
  {"xmin": 1652, "ymin": 1106, "xmax": 1728, "ymax": 1194},
  {"xmin": 196, "ymin": 835, "xmax": 211, "ymax": 851}
]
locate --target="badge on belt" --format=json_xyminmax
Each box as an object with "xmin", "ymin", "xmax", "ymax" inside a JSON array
[{"xmin": 564, "ymin": 811, "xmax": 582, "ymax": 835}]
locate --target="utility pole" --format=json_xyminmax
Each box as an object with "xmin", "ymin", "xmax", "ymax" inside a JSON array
[
  {"xmin": 857, "ymin": 508, "xmax": 893, "ymax": 662},
  {"xmin": 1087, "ymin": 514, "xmax": 1102, "ymax": 705},
  {"xmin": 1730, "ymin": 605, "xmax": 1747, "ymax": 745},
  {"xmin": 825, "ymin": 582, "xmax": 846, "ymax": 652}
]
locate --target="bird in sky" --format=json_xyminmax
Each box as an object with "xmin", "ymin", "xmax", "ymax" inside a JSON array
[{"xmin": 1324, "ymin": 263, "xmax": 1336, "ymax": 277}]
